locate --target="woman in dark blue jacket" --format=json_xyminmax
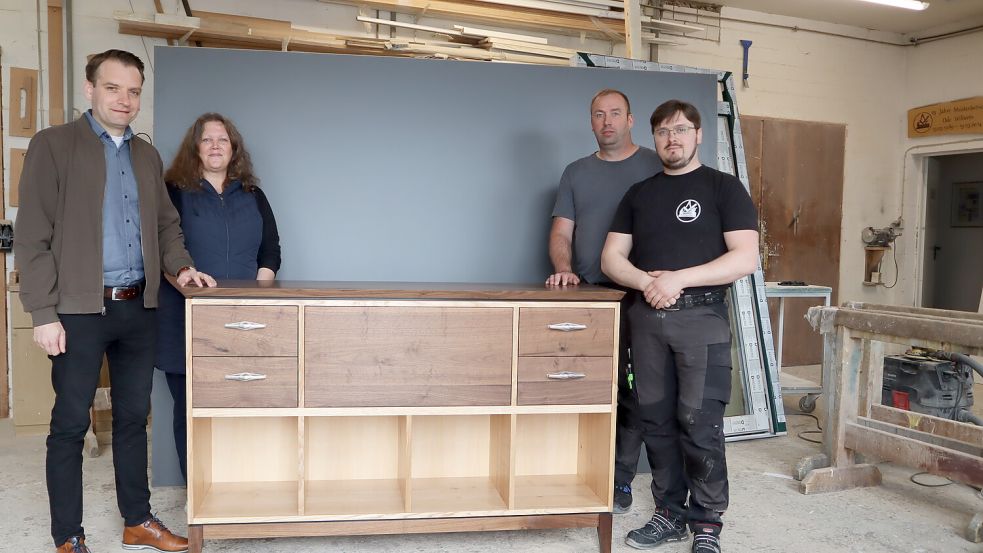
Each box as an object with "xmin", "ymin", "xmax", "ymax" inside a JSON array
[{"xmin": 157, "ymin": 113, "xmax": 281, "ymax": 480}]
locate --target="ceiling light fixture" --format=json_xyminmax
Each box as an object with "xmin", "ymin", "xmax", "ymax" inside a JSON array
[{"xmin": 855, "ymin": 0, "xmax": 930, "ymax": 10}]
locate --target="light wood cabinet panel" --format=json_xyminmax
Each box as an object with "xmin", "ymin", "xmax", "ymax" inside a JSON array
[
  {"xmin": 192, "ymin": 357, "xmax": 298, "ymax": 408},
  {"xmin": 518, "ymin": 308, "xmax": 614, "ymax": 356},
  {"xmin": 11, "ymin": 328, "xmax": 55, "ymax": 429},
  {"xmin": 192, "ymin": 305, "xmax": 298, "ymax": 356},
  {"xmin": 305, "ymin": 307, "xmax": 512, "ymax": 407},
  {"xmin": 517, "ymin": 357, "xmax": 613, "ymax": 405}
]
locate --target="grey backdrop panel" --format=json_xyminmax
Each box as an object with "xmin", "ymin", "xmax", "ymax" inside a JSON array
[{"xmin": 150, "ymin": 47, "xmax": 716, "ymax": 485}]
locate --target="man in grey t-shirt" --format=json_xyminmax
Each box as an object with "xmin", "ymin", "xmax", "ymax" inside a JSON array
[{"xmin": 546, "ymin": 89, "xmax": 661, "ymax": 513}]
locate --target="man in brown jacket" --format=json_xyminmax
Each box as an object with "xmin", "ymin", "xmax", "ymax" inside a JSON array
[{"xmin": 14, "ymin": 49, "xmax": 215, "ymax": 553}]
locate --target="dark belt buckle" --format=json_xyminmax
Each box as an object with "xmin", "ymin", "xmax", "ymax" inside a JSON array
[{"xmin": 107, "ymin": 284, "xmax": 139, "ymax": 301}]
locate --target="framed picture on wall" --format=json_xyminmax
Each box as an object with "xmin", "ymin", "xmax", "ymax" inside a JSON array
[{"xmin": 952, "ymin": 181, "xmax": 983, "ymax": 227}]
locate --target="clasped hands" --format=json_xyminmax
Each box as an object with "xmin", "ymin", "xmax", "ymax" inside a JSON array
[{"xmin": 642, "ymin": 270, "xmax": 684, "ymax": 310}]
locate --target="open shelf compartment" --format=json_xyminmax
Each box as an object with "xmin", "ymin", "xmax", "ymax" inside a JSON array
[
  {"xmin": 409, "ymin": 414, "xmax": 513, "ymax": 514},
  {"xmin": 190, "ymin": 416, "xmax": 300, "ymax": 522},
  {"xmin": 304, "ymin": 416, "xmax": 409, "ymax": 516},
  {"xmin": 513, "ymin": 413, "xmax": 612, "ymax": 511}
]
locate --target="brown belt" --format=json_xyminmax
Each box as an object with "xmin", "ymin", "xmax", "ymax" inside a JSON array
[{"xmin": 104, "ymin": 282, "xmax": 144, "ymax": 301}]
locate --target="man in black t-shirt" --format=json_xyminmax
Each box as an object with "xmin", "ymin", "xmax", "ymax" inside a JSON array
[{"xmin": 601, "ymin": 100, "xmax": 759, "ymax": 553}]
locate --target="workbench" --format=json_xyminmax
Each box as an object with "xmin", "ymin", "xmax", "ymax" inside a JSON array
[{"xmin": 764, "ymin": 282, "xmax": 832, "ymax": 413}]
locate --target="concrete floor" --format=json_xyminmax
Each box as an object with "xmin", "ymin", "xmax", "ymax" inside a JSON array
[{"xmin": 2, "ymin": 392, "xmax": 981, "ymax": 553}]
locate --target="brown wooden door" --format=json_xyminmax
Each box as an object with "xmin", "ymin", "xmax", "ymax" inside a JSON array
[{"xmin": 742, "ymin": 116, "xmax": 844, "ymax": 367}]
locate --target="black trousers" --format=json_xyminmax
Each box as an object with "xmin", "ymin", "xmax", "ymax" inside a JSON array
[
  {"xmin": 164, "ymin": 371, "xmax": 188, "ymax": 481},
  {"xmin": 47, "ymin": 297, "xmax": 156, "ymax": 546},
  {"xmin": 629, "ymin": 300, "xmax": 733, "ymax": 528},
  {"xmin": 614, "ymin": 293, "xmax": 642, "ymax": 486}
]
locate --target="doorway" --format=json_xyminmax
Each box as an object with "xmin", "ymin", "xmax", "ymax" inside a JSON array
[{"xmin": 921, "ymin": 152, "xmax": 983, "ymax": 311}]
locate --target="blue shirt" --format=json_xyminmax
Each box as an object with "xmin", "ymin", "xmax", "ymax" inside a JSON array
[{"xmin": 85, "ymin": 111, "xmax": 144, "ymax": 286}]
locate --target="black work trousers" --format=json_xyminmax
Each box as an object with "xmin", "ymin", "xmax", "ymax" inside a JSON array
[
  {"xmin": 46, "ymin": 296, "xmax": 156, "ymax": 546},
  {"xmin": 614, "ymin": 293, "xmax": 642, "ymax": 486},
  {"xmin": 629, "ymin": 299, "xmax": 733, "ymax": 528}
]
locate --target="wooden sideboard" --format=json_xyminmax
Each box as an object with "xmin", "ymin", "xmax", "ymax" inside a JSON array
[{"xmin": 180, "ymin": 281, "xmax": 623, "ymax": 552}]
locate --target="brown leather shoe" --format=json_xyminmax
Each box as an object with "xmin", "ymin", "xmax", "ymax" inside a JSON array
[
  {"xmin": 122, "ymin": 515, "xmax": 188, "ymax": 553},
  {"xmin": 56, "ymin": 536, "xmax": 91, "ymax": 552}
]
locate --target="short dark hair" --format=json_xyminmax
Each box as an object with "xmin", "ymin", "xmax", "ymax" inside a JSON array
[
  {"xmin": 650, "ymin": 99, "xmax": 701, "ymax": 133},
  {"xmin": 591, "ymin": 89, "xmax": 631, "ymax": 115},
  {"xmin": 85, "ymin": 49, "xmax": 145, "ymax": 84}
]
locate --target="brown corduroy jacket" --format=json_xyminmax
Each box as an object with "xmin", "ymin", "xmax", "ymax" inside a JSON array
[{"xmin": 13, "ymin": 116, "xmax": 193, "ymax": 327}]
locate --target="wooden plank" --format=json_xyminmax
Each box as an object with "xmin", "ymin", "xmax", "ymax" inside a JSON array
[
  {"xmin": 856, "ymin": 416, "xmax": 982, "ymax": 457},
  {"xmin": 470, "ymin": 0, "xmax": 622, "ymax": 18},
  {"xmin": 870, "ymin": 404, "xmax": 983, "ymax": 446},
  {"xmin": 357, "ymin": 15, "xmax": 462, "ymax": 36},
  {"xmin": 844, "ymin": 422, "xmax": 983, "ymax": 487},
  {"xmin": 8, "ymin": 67, "xmax": 38, "ymax": 137},
  {"xmin": 200, "ymin": 513, "xmax": 603, "ymax": 539},
  {"xmin": 482, "ymin": 39, "xmax": 573, "ymax": 59},
  {"xmin": 624, "ymin": 0, "xmax": 642, "ymax": 59},
  {"xmin": 844, "ymin": 301, "xmax": 983, "ymax": 323},
  {"xmin": 824, "ymin": 326, "xmax": 863, "ymax": 466},
  {"xmin": 9, "ymin": 148, "xmax": 27, "ymax": 206},
  {"xmin": 318, "ymin": 0, "xmax": 625, "ymax": 37},
  {"xmin": 47, "ymin": 0, "xmax": 65, "ymax": 125},
  {"xmin": 454, "ymin": 25, "xmax": 549, "ymax": 44},
  {"xmin": 178, "ymin": 280, "xmax": 624, "ymax": 301},
  {"xmin": 799, "ymin": 464, "xmax": 881, "ymax": 494},
  {"xmin": 641, "ymin": 17, "xmax": 704, "ymax": 33},
  {"xmin": 829, "ymin": 308, "xmax": 983, "ymax": 349},
  {"xmin": 152, "ymin": 0, "xmax": 176, "ymax": 46}
]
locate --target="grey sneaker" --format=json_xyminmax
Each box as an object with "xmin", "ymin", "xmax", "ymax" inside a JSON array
[
  {"xmin": 613, "ymin": 482, "xmax": 633, "ymax": 514},
  {"xmin": 625, "ymin": 508, "xmax": 689, "ymax": 549},
  {"xmin": 691, "ymin": 523, "xmax": 722, "ymax": 553}
]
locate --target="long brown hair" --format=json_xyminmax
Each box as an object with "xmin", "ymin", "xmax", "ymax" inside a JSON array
[{"xmin": 165, "ymin": 113, "xmax": 259, "ymax": 192}]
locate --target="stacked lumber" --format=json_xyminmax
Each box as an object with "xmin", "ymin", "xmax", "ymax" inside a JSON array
[
  {"xmin": 115, "ymin": 11, "xmax": 569, "ymax": 64},
  {"xmin": 321, "ymin": 0, "xmax": 702, "ymax": 39}
]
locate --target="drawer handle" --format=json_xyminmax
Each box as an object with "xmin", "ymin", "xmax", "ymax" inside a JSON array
[
  {"xmin": 547, "ymin": 371, "xmax": 586, "ymax": 380},
  {"xmin": 224, "ymin": 321, "xmax": 267, "ymax": 331},
  {"xmin": 224, "ymin": 372, "xmax": 268, "ymax": 382},
  {"xmin": 548, "ymin": 322, "xmax": 587, "ymax": 332}
]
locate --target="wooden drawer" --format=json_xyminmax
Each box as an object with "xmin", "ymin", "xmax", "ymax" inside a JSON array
[
  {"xmin": 518, "ymin": 308, "xmax": 614, "ymax": 357},
  {"xmin": 305, "ymin": 306, "xmax": 513, "ymax": 407},
  {"xmin": 192, "ymin": 357, "xmax": 297, "ymax": 408},
  {"xmin": 517, "ymin": 357, "xmax": 613, "ymax": 405},
  {"xmin": 192, "ymin": 305, "xmax": 298, "ymax": 356}
]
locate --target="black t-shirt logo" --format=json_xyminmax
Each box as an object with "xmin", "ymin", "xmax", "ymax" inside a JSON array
[{"xmin": 676, "ymin": 199, "xmax": 701, "ymax": 223}]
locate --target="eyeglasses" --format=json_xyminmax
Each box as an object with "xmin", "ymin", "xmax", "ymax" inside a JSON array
[{"xmin": 654, "ymin": 125, "xmax": 696, "ymax": 139}]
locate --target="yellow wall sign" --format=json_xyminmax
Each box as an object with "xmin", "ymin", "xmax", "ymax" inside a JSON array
[{"xmin": 908, "ymin": 97, "xmax": 983, "ymax": 138}]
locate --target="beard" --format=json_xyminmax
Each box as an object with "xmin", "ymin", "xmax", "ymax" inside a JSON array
[{"xmin": 660, "ymin": 146, "xmax": 697, "ymax": 170}]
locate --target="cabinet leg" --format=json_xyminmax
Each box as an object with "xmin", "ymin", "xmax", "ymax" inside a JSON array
[
  {"xmin": 597, "ymin": 512, "xmax": 612, "ymax": 553},
  {"xmin": 188, "ymin": 525, "xmax": 203, "ymax": 553}
]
